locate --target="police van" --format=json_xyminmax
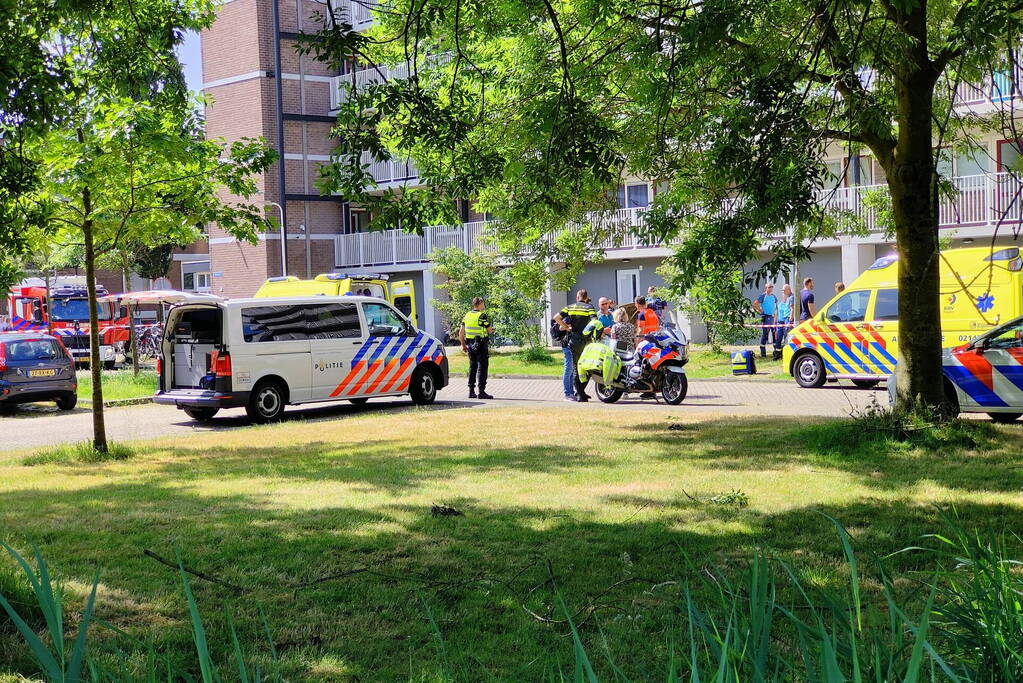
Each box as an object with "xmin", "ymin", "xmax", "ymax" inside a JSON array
[
  {"xmin": 784, "ymin": 246, "xmax": 1023, "ymax": 388},
  {"xmin": 154, "ymin": 295, "xmax": 447, "ymax": 422}
]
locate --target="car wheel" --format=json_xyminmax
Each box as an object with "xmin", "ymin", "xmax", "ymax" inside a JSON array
[
  {"xmin": 246, "ymin": 381, "xmax": 287, "ymax": 423},
  {"xmin": 55, "ymin": 393, "xmax": 78, "ymax": 411},
  {"xmin": 183, "ymin": 406, "xmax": 220, "ymax": 422},
  {"xmin": 595, "ymin": 383, "xmax": 623, "ymax": 403},
  {"xmin": 852, "ymin": 379, "xmax": 879, "ymax": 389},
  {"xmin": 794, "ymin": 352, "xmax": 827, "ymax": 388},
  {"xmin": 103, "ymin": 360, "xmax": 116, "ymax": 370},
  {"xmin": 661, "ymin": 372, "xmax": 688, "ymax": 405},
  {"xmin": 350, "ymin": 397, "xmax": 370, "ymax": 405},
  {"xmin": 409, "ymin": 366, "xmax": 438, "ymax": 405},
  {"xmin": 988, "ymin": 412, "xmax": 1022, "ymax": 424}
]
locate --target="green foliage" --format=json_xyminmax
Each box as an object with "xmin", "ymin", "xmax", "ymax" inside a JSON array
[
  {"xmin": 658, "ymin": 259, "xmax": 752, "ymax": 350},
  {"xmin": 429, "ymin": 247, "xmax": 546, "ymax": 347},
  {"xmin": 22, "ymin": 442, "xmax": 135, "ymax": 467},
  {"xmin": 305, "ymin": 0, "xmax": 1023, "ymax": 409}
]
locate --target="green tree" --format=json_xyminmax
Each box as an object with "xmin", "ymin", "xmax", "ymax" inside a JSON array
[
  {"xmin": 430, "ymin": 248, "xmax": 547, "ymax": 348},
  {"xmin": 307, "ymin": 0, "xmax": 1023, "ymax": 411},
  {"xmin": 26, "ymin": 3, "xmax": 275, "ymax": 452}
]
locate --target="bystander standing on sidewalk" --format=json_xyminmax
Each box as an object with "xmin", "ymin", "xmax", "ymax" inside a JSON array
[
  {"xmin": 610, "ymin": 308, "xmax": 636, "ymax": 351},
  {"xmin": 753, "ymin": 283, "xmax": 778, "ymax": 358},
  {"xmin": 835, "ymin": 282, "xmax": 846, "ymax": 295},
  {"xmin": 775, "ymin": 283, "xmax": 794, "ymax": 357},
  {"xmin": 800, "ymin": 278, "xmax": 816, "ymax": 321},
  {"xmin": 597, "ymin": 297, "xmax": 615, "ymax": 332}
]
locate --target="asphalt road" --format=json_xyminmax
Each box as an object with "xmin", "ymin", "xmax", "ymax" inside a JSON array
[{"xmin": 0, "ymin": 377, "xmax": 884, "ymax": 452}]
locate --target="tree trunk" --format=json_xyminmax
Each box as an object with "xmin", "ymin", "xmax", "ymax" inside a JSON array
[
  {"xmin": 82, "ymin": 188, "xmax": 108, "ymax": 453},
  {"xmin": 888, "ymin": 8, "xmax": 946, "ymax": 410}
]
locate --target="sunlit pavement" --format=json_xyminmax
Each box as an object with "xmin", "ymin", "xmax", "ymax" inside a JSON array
[{"xmin": 0, "ymin": 377, "xmax": 883, "ymax": 452}]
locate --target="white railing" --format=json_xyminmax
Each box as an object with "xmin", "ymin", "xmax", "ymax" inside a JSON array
[
  {"xmin": 333, "ymin": 174, "xmax": 1023, "ymax": 268},
  {"xmin": 816, "ymin": 172, "xmax": 1023, "ymax": 232},
  {"xmin": 358, "ymin": 151, "xmax": 419, "ymax": 184},
  {"xmin": 329, "ymin": 56, "xmax": 451, "ymax": 109},
  {"xmin": 331, "ymin": 0, "xmax": 378, "ymax": 30}
]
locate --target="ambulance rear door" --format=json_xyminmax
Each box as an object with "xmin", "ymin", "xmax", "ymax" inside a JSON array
[{"xmin": 389, "ymin": 280, "xmax": 418, "ymax": 329}]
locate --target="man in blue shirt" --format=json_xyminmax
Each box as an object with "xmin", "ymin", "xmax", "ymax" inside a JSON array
[
  {"xmin": 753, "ymin": 283, "xmax": 778, "ymax": 358},
  {"xmin": 597, "ymin": 297, "xmax": 615, "ymax": 331}
]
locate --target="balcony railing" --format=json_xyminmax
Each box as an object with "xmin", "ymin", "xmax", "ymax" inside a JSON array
[
  {"xmin": 334, "ymin": 173, "xmax": 1023, "ymax": 268},
  {"xmin": 816, "ymin": 172, "xmax": 1023, "ymax": 233},
  {"xmin": 331, "ymin": 0, "xmax": 378, "ymax": 30},
  {"xmin": 358, "ymin": 151, "xmax": 418, "ymax": 184}
]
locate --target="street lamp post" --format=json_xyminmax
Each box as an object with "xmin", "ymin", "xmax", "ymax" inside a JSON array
[{"xmin": 267, "ymin": 201, "xmax": 287, "ymax": 277}]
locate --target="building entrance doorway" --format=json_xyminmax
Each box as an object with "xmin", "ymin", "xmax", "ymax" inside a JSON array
[{"xmin": 616, "ymin": 268, "xmax": 640, "ymax": 305}]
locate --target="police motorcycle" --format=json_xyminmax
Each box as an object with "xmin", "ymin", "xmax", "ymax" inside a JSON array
[{"xmin": 577, "ymin": 323, "xmax": 690, "ymax": 405}]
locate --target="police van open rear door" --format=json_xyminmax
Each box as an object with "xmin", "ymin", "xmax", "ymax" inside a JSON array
[{"xmin": 390, "ymin": 280, "xmax": 418, "ymax": 328}]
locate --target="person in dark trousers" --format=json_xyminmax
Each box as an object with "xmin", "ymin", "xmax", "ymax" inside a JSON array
[
  {"xmin": 460, "ymin": 296, "xmax": 494, "ymax": 399},
  {"xmin": 554, "ymin": 289, "xmax": 600, "ymax": 402},
  {"xmin": 800, "ymin": 277, "xmax": 816, "ymax": 321},
  {"xmin": 753, "ymin": 283, "xmax": 779, "ymax": 358}
]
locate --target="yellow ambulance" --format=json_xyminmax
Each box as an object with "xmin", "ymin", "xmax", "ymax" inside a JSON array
[
  {"xmin": 254, "ymin": 273, "xmax": 419, "ymax": 327},
  {"xmin": 784, "ymin": 246, "xmax": 1023, "ymax": 388}
]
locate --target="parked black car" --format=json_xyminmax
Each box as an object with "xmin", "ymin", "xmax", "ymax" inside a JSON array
[{"xmin": 0, "ymin": 333, "xmax": 78, "ymax": 411}]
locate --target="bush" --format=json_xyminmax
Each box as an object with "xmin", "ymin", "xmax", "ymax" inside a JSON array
[
  {"xmin": 22, "ymin": 441, "xmax": 135, "ymax": 466},
  {"xmin": 515, "ymin": 346, "xmax": 554, "ymax": 363}
]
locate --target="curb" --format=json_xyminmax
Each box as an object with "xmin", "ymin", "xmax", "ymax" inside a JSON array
[{"xmin": 80, "ymin": 396, "xmax": 154, "ymax": 408}]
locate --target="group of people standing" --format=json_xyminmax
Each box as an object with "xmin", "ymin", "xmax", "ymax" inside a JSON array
[
  {"xmin": 752, "ymin": 276, "xmax": 846, "ymax": 358},
  {"xmin": 553, "ymin": 287, "xmax": 666, "ymax": 401}
]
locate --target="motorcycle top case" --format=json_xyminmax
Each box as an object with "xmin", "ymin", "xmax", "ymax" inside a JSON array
[
  {"xmin": 731, "ymin": 350, "xmax": 756, "ymax": 375},
  {"xmin": 577, "ymin": 342, "xmax": 623, "ymax": 384}
]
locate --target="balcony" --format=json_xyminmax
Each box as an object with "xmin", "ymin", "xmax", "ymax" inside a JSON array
[
  {"xmin": 816, "ymin": 172, "xmax": 1023, "ymax": 233},
  {"xmin": 334, "ymin": 209, "xmax": 653, "ymax": 268},
  {"xmin": 334, "ymin": 173, "xmax": 1023, "ymax": 268},
  {"xmin": 329, "ymin": 62, "xmax": 412, "ymax": 110},
  {"xmin": 331, "ymin": 0, "xmax": 378, "ymax": 30}
]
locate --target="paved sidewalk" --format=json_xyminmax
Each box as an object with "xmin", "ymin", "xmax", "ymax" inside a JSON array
[{"xmin": 0, "ymin": 377, "xmax": 882, "ymax": 452}]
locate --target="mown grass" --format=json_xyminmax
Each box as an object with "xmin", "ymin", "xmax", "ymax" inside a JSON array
[
  {"xmin": 446, "ymin": 345, "xmax": 787, "ymax": 379},
  {"xmin": 0, "ymin": 407, "xmax": 1020, "ymax": 679},
  {"xmin": 77, "ymin": 369, "xmax": 156, "ymax": 403}
]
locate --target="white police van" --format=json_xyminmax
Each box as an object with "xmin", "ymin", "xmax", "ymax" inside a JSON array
[{"xmin": 154, "ymin": 295, "xmax": 448, "ymax": 422}]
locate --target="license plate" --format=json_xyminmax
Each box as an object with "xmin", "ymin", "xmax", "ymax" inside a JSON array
[{"xmin": 29, "ymin": 369, "xmax": 57, "ymax": 378}]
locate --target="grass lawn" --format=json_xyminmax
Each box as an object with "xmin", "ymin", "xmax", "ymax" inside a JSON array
[
  {"xmin": 77, "ymin": 369, "xmax": 157, "ymax": 403},
  {"xmin": 447, "ymin": 345, "xmax": 787, "ymax": 380},
  {"xmin": 1, "ymin": 407, "xmax": 1021, "ymax": 679}
]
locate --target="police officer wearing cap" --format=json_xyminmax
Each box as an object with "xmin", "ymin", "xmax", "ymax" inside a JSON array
[{"xmin": 460, "ymin": 296, "xmax": 495, "ymax": 399}]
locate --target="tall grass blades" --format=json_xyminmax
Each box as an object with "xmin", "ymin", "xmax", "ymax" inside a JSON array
[
  {"xmin": 0, "ymin": 543, "xmax": 98, "ymax": 682},
  {"xmin": 925, "ymin": 512, "xmax": 1023, "ymax": 681}
]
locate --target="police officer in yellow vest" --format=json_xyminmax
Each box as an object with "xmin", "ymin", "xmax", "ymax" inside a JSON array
[{"xmin": 460, "ymin": 296, "xmax": 495, "ymax": 399}]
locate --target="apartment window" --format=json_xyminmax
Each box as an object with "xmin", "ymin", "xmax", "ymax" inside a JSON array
[
  {"xmin": 998, "ymin": 140, "xmax": 1021, "ymax": 172},
  {"xmin": 183, "ymin": 272, "xmax": 211, "ymax": 291},
  {"xmin": 617, "ymin": 183, "xmax": 649, "ymax": 209},
  {"xmin": 956, "ymin": 145, "xmax": 990, "ymax": 177}
]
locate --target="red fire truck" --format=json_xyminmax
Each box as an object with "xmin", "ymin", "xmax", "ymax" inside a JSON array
[{"xmin": 5, "ymin": 280, "xmax": 129, "ymax": 368}]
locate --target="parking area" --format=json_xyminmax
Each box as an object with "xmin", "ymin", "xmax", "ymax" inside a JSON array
[{"xmin": 0, "ymin": 377, "xmax": 883, "ymax": 452}]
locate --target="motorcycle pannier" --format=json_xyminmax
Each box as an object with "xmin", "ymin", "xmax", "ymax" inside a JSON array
[{"xmin": 577, "ymin": 342, "xmax": 623, "ymax": 385}]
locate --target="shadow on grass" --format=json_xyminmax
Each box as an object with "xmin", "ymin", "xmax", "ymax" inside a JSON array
[
  {"xmin": 625, "ymin": 416, "xmax": 1023, "ymax": 495},
  {"xmin": 1, "ymin": 417, "xmax": 1022, "ymax": 679}
]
